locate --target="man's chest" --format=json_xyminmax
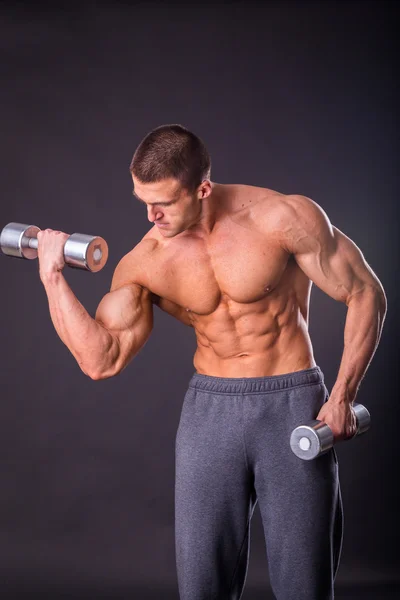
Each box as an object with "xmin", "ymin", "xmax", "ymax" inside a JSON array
[{"xmin": 142, "ymin": 223, "xmax": 291, "ymax": 315}]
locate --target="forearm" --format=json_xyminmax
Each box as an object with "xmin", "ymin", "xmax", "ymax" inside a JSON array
[
  {"xmin": 331, "ymin": 287, "xmax": 387, "ymax": 403},
  {"xmin": 41, "ymin": 272, "xmax": 118, "ymax": 377}
]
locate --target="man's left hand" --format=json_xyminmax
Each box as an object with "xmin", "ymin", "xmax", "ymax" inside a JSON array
[{"xmin": 315, "ymin": 398, "xmax": 358, "ymax": 442}]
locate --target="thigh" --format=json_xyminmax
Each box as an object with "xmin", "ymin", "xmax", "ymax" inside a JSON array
[
  {"xmin": 174, "ymin": 387, "xmax": 256, "ymax": 599},
  {"xmin": 248, "ymin": 381, "xmax": 342, "ymax": 599}
]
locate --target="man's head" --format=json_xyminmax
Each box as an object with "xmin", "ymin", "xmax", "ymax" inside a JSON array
[{"xmin": 130, "ymin": 124, "xmax": 212, "ymax": 237}]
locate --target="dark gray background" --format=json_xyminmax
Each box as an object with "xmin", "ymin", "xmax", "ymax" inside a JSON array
[{"xmin": 0, "ymin": 1, "xmax": 398, "ymax": 598}]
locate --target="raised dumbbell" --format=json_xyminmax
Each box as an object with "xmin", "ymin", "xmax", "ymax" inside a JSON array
[
  {"xmin": 0, "ymin": 222, "xmax": 108, "ymax": 272},
  {"xmin": 290, "ymin": 402, "xmax": 371, "ymax": 460}
]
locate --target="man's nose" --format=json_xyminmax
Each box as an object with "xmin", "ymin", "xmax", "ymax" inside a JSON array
[{"xmin": 147, "ymin": 206, "xmax": 163, "ymax": 223}]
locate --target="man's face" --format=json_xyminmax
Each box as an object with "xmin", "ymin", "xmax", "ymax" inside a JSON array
[{"xmin": 132, "ymin": 176, "xmax": 204, "ymax": 238}]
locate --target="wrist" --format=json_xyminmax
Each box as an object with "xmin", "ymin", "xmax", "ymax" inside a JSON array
[
  {"xmin": 40, "ymin": 270, "xmax": 63, "ymax": 286},
  {"xmin": 329, "ymin": 381, "xmax": 357, "ymax": 405}
]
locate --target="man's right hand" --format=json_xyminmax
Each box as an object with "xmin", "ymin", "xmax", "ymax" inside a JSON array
[{"xmin": 37, "ymin": 229, "xmax": 70, "ymax": 281}]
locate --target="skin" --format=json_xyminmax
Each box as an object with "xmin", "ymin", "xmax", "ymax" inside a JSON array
[{"xmin": 38, "ymin": 177, "xmax": 387, "ymax": 442}]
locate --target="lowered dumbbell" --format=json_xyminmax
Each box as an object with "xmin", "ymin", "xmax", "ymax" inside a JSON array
[
  {"xmin": 0, "ymin": 222, "xmax": 108, "ymax": 272},
  {"xmin": 290, "ymin": 402, "xmax": 371, "ymax": 460}
]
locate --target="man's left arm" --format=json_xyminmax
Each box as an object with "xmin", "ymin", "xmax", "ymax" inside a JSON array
[{"xmin": 282, "ymin": 194, "xmax": 387, "ymax": 440}]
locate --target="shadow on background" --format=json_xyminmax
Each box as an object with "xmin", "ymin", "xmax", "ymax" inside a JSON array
[{"xmin": 2, "ymin": 583, "xmax": 400, "ymax": 600}]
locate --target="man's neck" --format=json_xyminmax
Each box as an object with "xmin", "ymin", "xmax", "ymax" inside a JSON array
[{"xmin": 192, "ymin": 182, "xmax": 224, "ymax": 236}]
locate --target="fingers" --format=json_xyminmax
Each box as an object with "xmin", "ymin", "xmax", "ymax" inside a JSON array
[
  {"xmin": 348, "ymin": 406, "xmax": 358, "ymax": 439},
  {"xmin": 316, "ymin": 402, "xmax": 357, "ymax": 442},
  {"xmin": 37, "ymin": 229, "xmax": 61, "ymax": 236},
  {"xmin": 37, "ymin": 229, "xmax": 70, "ymax": 243},
  {"xmin": 36, "ymin": 229, "xmax": 70, "ymax": 279}
]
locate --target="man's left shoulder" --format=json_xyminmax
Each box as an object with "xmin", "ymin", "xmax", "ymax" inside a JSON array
[
  {"xmin": 262, "ymin": 193, "xmax": 332, "ymax": 233},
  {"xmin": 250, "ymin": 191, "xmax": 307, "ymax": 227},
  {"xmin": 283, "ymin": 193, "xmax": 330, "ymax": 221},
  {"xmin": 251, "ymin": 192, "xmax": 334, "ymax": 253}
]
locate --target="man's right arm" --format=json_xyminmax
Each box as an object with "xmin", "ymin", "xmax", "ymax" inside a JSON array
[{"xmin": 41, "ymin": 251, "xmax": 153, "ymax": 380}]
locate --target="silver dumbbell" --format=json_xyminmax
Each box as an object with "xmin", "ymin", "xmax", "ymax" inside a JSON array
[
  {"xmin": 290, "ymin": 402, "xmax": 371, "ymax": 460},
  {"xmin": 0, "ymin": 222, "xmax": 108, "ymax": 272}
]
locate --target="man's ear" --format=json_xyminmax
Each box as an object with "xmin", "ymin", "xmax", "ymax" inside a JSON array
[{"xmin": 198, "ymin": 180, "xmax": 212, "ymax": 199}]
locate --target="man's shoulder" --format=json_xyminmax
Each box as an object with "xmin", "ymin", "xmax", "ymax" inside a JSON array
[
  {"xmin": 250, "ymin": 190, "xmax": 324, "ymax": 226},
  {"xmin": 111, "ymin": 233, "xmax": 159, "ymax": 290},
  {"xmin": 239, "ymin": 186, "xmax": 290, "ymax": 226},
  {"xmin": 240, "ymin": 189, "xmax": 329, "ymax": 255},
  {"xmin": 283, "ymin": 193, "xmax": 324, "ymax": 214},
  {"xmin": 257, "ymin": 192, "xmax": 334, "ymax": 255}
]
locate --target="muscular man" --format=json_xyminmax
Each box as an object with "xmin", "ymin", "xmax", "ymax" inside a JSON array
[{"xmin": 37, "ymin": 124, "xmax": 387, "ymax": 600}]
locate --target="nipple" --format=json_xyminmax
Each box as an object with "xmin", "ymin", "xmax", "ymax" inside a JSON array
[{"xmin": 264, "ymin": 285, "xmax": 271, "ymax": 293}]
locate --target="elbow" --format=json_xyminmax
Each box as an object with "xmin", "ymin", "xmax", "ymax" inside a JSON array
[
  {"xmin": 86, "ymin": 358, "xmax": 131, "ymax": 381},
  {"xmin": 347, "ymin": 284, "xmax": 387, "ymax": 313},
  {"xmin": 88, "ymin": 370, "xmax": 112, "ymax": 381},
  {"xmin": 79, "ymin": 365, "xmax": 107, "ymax": 380},
  {"xmin": 373, "ymin": 283, "xmax": 388, "ymax": 317},
  {"xmin": 79, "ymin": 337, "xmax": 138, "ymax": 381},
  {"xmin": 379, "ymin": 289, "xmax": 387, "ymax": 314},
  {"xmin": 83, "ymin": 336, "xmax": 123, "ymax": 380},
  {"xmin": 378, "ymin": 291, "xmax": 388, "ymax": 324},
  {"xmin": 86, "ymin": 365, "xmax": 122, "ymax": 380},
  {"xmin": 80, "ymin": 363, "xmax": 119, "ymax": 381}
]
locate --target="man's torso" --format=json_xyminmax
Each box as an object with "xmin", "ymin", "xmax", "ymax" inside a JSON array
[{"xmin": 130, "ymin": 183, "xmax": 316, "ymax": 377}]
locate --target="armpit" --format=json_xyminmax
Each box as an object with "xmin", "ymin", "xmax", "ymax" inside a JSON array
[{"xmin": 151, "ymin": 294, "xmax": 193, "ymax": 327}]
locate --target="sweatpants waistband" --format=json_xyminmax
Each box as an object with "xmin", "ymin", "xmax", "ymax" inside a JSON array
[{"xmin": 188, "ymin": 366, "xmax": 324, "ymax": 395}]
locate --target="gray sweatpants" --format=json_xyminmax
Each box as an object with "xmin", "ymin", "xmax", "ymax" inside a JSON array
[{"xmin": 175, "ymin": 366, "xmax": 343, "ymax": 600}]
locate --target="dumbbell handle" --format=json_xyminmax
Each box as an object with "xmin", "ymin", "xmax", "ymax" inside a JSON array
[
  {"xmin": 25, "ymin": 237, "xmax": 40, "ymax": 250},
  {"xmin": 290, "ymin": 402, "xmax": 371, "ymax": 460}
]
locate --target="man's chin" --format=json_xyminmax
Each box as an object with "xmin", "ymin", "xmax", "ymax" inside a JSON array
[
  {"xmin": 158, "ymin": 226, "xmax": 177, "ymax": 238},
  {"xmin": 158, "ymin": 224, "xmax": 187, "ymax": 238}
]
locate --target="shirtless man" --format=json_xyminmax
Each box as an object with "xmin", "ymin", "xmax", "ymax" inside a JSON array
[{"xmin": 37, "ymin": 124, "xmax": 387, "ymax": 600}]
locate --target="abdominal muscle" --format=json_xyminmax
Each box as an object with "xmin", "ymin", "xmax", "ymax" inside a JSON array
[{"xmin": 190, "ymin": 293, "xmax": 316, "ymax": 378}]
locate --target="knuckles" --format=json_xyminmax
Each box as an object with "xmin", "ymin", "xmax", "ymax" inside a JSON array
[{"xmin": 37, "ymin": 229, "xmax": 68, "ymax": 242}]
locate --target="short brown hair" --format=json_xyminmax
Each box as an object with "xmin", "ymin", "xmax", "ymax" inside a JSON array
[{"xmin": 129, "ymin": 124, "xmax": 211, "ymax": 192}]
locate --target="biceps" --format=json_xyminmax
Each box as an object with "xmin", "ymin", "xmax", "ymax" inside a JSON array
[
  {"xmin": 295, "ymin": 226, "xmax": 383, "ymax": 304},
  {"xmin": 95, "ymin": 285, "xmax": 153, "ymax": 362}
]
